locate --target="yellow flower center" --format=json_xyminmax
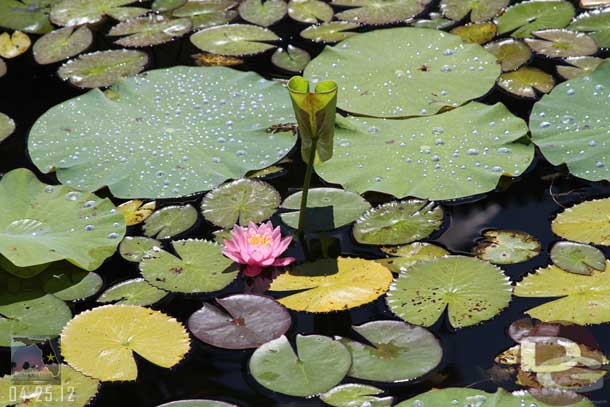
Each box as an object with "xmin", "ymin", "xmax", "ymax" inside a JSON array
[{"xmin": 247, "ymin": 233, "xmax": 271, "ymax": 246}]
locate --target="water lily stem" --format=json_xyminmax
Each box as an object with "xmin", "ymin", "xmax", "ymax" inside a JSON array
[{"xmin": 298, "ymin": 138, "xmax": 318, "ymax": 240}]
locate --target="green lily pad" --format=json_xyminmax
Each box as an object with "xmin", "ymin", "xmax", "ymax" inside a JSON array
[
  {"xmin": 525, "ymin": 29, "xmax": 598, "ymax": 57},
  {"xmin": 271, "ymin": 45, "xmax": 311, "ymax": 72},
  {"xmin": 152, "ymin": 0, "xmax": 186, "ymax": 12},
  {"xmin": 568, "ymin": 8, "xmax": 610, "ymax": 48},
  {"xmin": 377, "ymin": 242, "xmax": 449, "ymax": 273},
  {"xmin": 530, "ymin": 59, "xmax": 610, "ymax": 182},
  {"xmin": 33, "ymin": 26, "xmax": 93, "ymax": 65},
  {"xmin": 98, "ymin": 277, "xmax": 168, "ymax": 305},
  {"xmin": 0, "ymin": 0, "xmax": 58, "ymax": 34},
  {"xmin": 139, "ymin": 239, "xmax": 237, "ymax": 293},
  {"xmin": 119, "ymin": 236, "xmax": 161, "ymax": 262},
  {"xmin": 353, "ymin": 200, "xmax": 443, "ymax": 246},
  {"xmin": 0, "ymin": 168, "xmax": 125, "ymax": 270},
  {"xmin": 39, "ymin": 263, "xmax": 103, "ymax": 301},
  {"xmin": 50, "ymin": 0, "xmax": 146, "ymax": 26},
  {"xmin": 174, "ymin": 0, "xmax": 238, "ymax": 30},
  {"xmin": 108, "ymin": 15, "xmax": 193, "ymax": 47},
  {"xmin": 498, "ymin": 66, "xmax": 555, "ymax": 98},
  {"xmin": 0, "ymin": 255, "xmax": 49, "ymax": 278},
  {"xmin": 495, "ymin": 0, "xmax": 575, "ymax": 38},
  {"xmin": 387, "ymin": 255, "xmax": 512, "ymax": 328},
  {"xmin": 315, "ymin": 103, "xmax": 533, "ymax": 200},
  {"xmin": 143, "ymin": 205, "xmax": 198, "ymax": 239},
  {"xmin": 201, "ymin": 179, "xmax": 280, "ymax": 228},
  {"xmin": 337, "ymin": 320, "xmax": 442, "ymax": 383},
  {"xmin": 157, "ymin": 401, "xmax": 238, "ymax": 407},
  {"xmin": 484, "ymin": 39, "xmax": 532, "ymax": 71},
  {"xmin": 191, "ymin": 23, "xmax": 279, "ymax": 56},
  {"xmin": 280, "ymin": 188, "xmax": 371, "ymax": 232},
  {"xmin": 304, "ymin": 27, "xmax": 500, "ymax": 118},
  {"xmin": 188, "ymin": 294, "xmax": 291, "ymax": 349},
  {"xmin": 0, "ymin": 112, "xmax": 15, "ymax": 143},
  {"xmin": 550, "ymin": 241, "xmax": 606, "ymax": 275},
  {"xmin": 441, "ymin": 0, "xmax": 508, "ymax": 22},
  {"xmin": 249, "ymin": 334, "xmax": 351, "ymax": 397},
  {"xmin": 411, "ymin": 12, "xmax": 454, "ymax": 29},
  {"xmin": 29, "ymin": 66, "xmax": 296, "ymax": 199},
  {"xmin": 333, "ymin": 0, "xmax": 432, "ymax": 26},
  {"xmin": 557, "ymin": 56, "xmax": 604, "ymax": 79},
  {"xmin": 450, "ymin": 22, "xmax": 497, "ymax": 44},
  {"xmin": 57, "ymin": 49, "xmax": 148, "ymax": 88},
  {"xmin": 300, "ymin": 21, "xmax": 360, "ymax": 43},
  {"xmin": 552, "ymin": 198, "xmax": 610, "ymax": 245},
  {"xmin": 320, "ymin": 384, "xmax": 393, "ymax": 407},
  {"xmin": 238, "ymin": 0, "xmax": 287, "ymax": 26},
  {"xmin": 475, "ymin": 230, "xmax": 540, "ymax": 264},
  {"xmin": 288, "ymin": 0, "xmax": 333, "ymax": 23}
]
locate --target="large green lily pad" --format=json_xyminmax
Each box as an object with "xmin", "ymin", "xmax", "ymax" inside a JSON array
[
  {"xmin": 387, "ymin": 255, "xmax": 512, "ymax": 328},
  {"xmin": 0, "ymin": 0, "xmax": 58, "ymax": 34},
  {"xmin": 495, "ymin": 0, "xmax": 575, "ymax": 38},
  {"xmin": 315, "ymin": 102, "xmax": 533, "ymax": 200},
  {"xmin": 304, "ymin": 27, "xmax": 500, "ymax": 118},
  {"xmin": 320, "ymin": 384, "xmax": 393, "ymax": 407},
  {"xmin": 33, "ymin": 26, "xmax": 93, "ymax": 65},
  {"xmin": 191, "ymin": 24, "xmax": 279, "ymax": 56},
  {"xmin": 28, "ymin": 66, "xmax": 296, "ymax": 199},
  {"xmin": 238, "ymin": 0, "xmax": 287, "ymax": 26},
  {"xmin": 568, "ymin": 8, "xmax": 610, "ymax": 48},
  {"xmin": 551, "ymin": 198, "xmax": 610, "ymax": 245},
  {"xmin": 530, "ymin": 59, "xmax": 610, "ymax": 182},
  {"xmin": 139, "ymin": 239, "xmax": 237, "ymax": 293},
  {"xmin": 249, "ymin": 334, "xmax": 351, "ymax": 397},
  {"xmin": 333, "ymin": 0, "xmax": 432, "ymax": 26},
  {"xmin": 337, "ymin": 320, "xmax": 442, "ymax": 383},
  {"xmin": 50, "ymin": 0, "xmax": 146, "ymax": 26},
  {"xmin": 441, "ymin": 0, "xmax": 508, "ymax": 22},
  {"xmin": 0, "ymin": 168, "xmax": 125, "ymax": 270}
]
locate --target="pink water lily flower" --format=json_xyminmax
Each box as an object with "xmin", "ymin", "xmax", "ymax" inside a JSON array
[{"xmin": 223, "ymin": 221, "xmax": 295, "ymax": 277}]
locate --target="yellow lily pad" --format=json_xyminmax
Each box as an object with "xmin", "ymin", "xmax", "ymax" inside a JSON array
[
  {"xmin": 552, "ymin": 198, "xmax": 610, "ymax": 245},
  {"xmin": 0, "ymin": 31, "xmax": 31, "ymax": 59},
  {"xmin": 61, "ymin": 305, "xmax": 190, "ymax": 381},
  {"xmin": 450, "ymin": 22, "xmax": 497, "ymax": 44},
  {"xmin": 515, "ymin": 261, "xmax": 610, "ymax": 324},
  {"xmin": 378, "ymin": 242, "xmax": 448, "ymax": 273},
  {"xmin": 117, "ymin": 199, "xmax": 156, "ymax": 226},
  {"xmin": 269, "ymin": 257, "xmax": 393, "ymax": 312}
]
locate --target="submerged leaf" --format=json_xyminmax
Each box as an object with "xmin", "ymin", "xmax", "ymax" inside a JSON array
[
  {"xmin": 269, "ymin": 257, "xmax": 393, "ymax": 312},
  {"xmin": 495, "ymin": 0, "xmax": 575, "ymax": 38},
  {"xmin": 0, "ymin": 112, "xmax": 15, "ymax": 143},
  {"xmin": 33, "ymin": 26, "xmax": 93, "ymax": 64},
  {"xmin": 192, "ymin": 52, "xmax": 243, "ymax": 66},
  {"xmin": 288, "ymin": 0, "xmax": 333, "ymax": 23},
  {"xmin": 378, "ymin": 242, "xmax": 449, "ymax": 273},
  {"xmin": 475, "ymin": 230, "xmax": 541, "ymax": 264},
  {"xmin": 568, "ymin": 7, "xmax": 610, "ymax": 48},
  {"xmin": 450, "ymin": 22, "xmax": 497, "ymax": 44},
  {"xmin": 550, "ymin": 241, "xmax": 606, "ymax": 275},
  {"xmin": 190, "ymin": 23, "xmax": 279, "ymax": 56},
  {"xmin": 320, "ymin": 384, "xmax": 393, "ymax": 407},
  {"xmin": 387, "ymin": 256, "xmax": 512, "ymax": 328},
  {"xmin": 484, "ymin": 39, "xmax": 532, "ymax": 71},
  {"xmin": 143, "ymin": 205, "xmax": 198, "ymax": 239},
  {"xmin": 333, "ymin": 0, "xmax": 432, "ymax": 26},
  {"xmin": 271, "ymin": 45, "xmax": 310, "ymax": 72},
  {"xmin": 39, "ymin": 263, "xmax": 103, "ymax": 301},
  {"xmin": 441, "ymin": 0, "xmax": 509, "ymax": 22},
  {"xmin": 118, "ymin": 200, "xmax": 156, "ymax": 226},
  {"xmin": 61, "ymin": 305, "xmax": 190, "ymax": 381},
  {"xmin": 498, "ymin": 66, "xmax": 555, "ymax": 98},
  {"xmin": 300, "ymin": 21, "xmax": 359, "ymax": 43},
  {"xmin": 57, "ymin": 49, "xmax": 148, "ymax": 88},
  {"xmin": 238, "ymin": 0, "xmax": 287, "ymax": 26},
  {"xmin": 556, "ymin": 56, "xmax": 603, "ymax": 79},
  {"xmin": 0, "ymin": 0, "xmax": 57, "ymax": 34},
  {"xmin": 249, "ymin": 334, "xmax": 351, "ymax": 397},
  {"xmin": 50, "ymin": 0, "xmax": 145, "ymax": 26},
  {"xmin": 119, "ymin": 236, "xmax": 161, "ymax": 262},
  {"xmin": 98, "ymin": 277, "xmax": 168, "ymax": 306},
  {"xmin": 0, "ymin": 31, "xmax": 31, "ymax": 58},
  {"xmin": 551, "ymin": 198, "xmax": 610, "ymax": 245},
  {"xmin": 108, "ymin": 15, "xmax": 192, "ymax": 47},
  {"xmin": 525, "ymin": 29, "xmax": 598, "ymax": 57}
]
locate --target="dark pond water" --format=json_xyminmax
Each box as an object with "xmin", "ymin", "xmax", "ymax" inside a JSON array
[{"xmin": 1, "ymin": 1, "xmax": 610, "ymax": 406}]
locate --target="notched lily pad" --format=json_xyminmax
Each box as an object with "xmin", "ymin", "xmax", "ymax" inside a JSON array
[
  {"xmin": 191, "ymin": 23, "xmax": 279, "ymax": 56},
  {"xmin": 333, "ymin": 0, "xmax": 432, "ymax": 26},
  {"xmin": 320, "ymin": 384, "xmax": 393, "ymax": 407},
  {"xmin": 58, "ymin": 49, "xmax": 148, "ymax": 88},
  {"xmin": 450, "ymin": 22, "xmax": 497, "ymax": 44},
  {"xmin": 0, "ymin": 112, "xmax": 15, "ymax": 143},
  {"xmin": 118, "ymin": 200, "xmax": 156, "ymax": 226},
  {"xmin": 552, "ymin": 198, "xmax": 610, "ymax": 245},
  {"xmin": 550, "ymin": 241, "xmax": 606, "ymax": 275},
  {"xmin": 143, "ymin": 205, "xmax": 198, "ymax": 239},
  {"xmin": 498, "ymin": 66, "xmax": 555, "ymax": 98},
  {"xmin": 557, "ymin": 56, "xmax": 603, "ymax": 79},
  {"xmin": 300, "ymin": 22, "xmax": 359, "ymax": 43},
  {"xmin": 108, "ymin": 15, "xmax": 192, "ymax": 47},
  {"xmin": 119, "ymin": 236, "xmax": 161, "ymax": 262},
  {"xmin": 288, "ymin": 0, "xmax": 333, "ymax": 23},
  {"xmin": 475, "ymin": 230, "xmax": 541, "ymax": 264},
  {"xmin": 0, "ymin": 0, "xmax": 57, "ymax": 34},
  {"xmin": 50, "ymin": 0, "xmax": 147, "ymax": 26},
  {"xmin": 98, "ymin": 277, "xmax": 168, "ymax": 305},
  {"xmin": 568, "ymin": 7, "xmax": 610, "ymax": 48},
  {"xmin": 188, "ymin": 294, "xmax": 291, "ymax": 349},
  {"xmin": 484, "ymin": 39, "xmax": 532, "ymax": 71},
  {"xmin": 495, "ymin": 0, "xmax": 576, "ymax": 38},
  {"xmin": 33, "ymin": 26, "xmax": 93, "ymax": 65},
  {"xmin": 238, "ymin": 0, "xmax": 287, "ymax": 27},
  {"xmin": 525, "ymin": 29, "xmax": 598, "ymax": 57},
  {"xmin": 441, "ymin": 0, "xmax": 509, "ymax": 22},
  {"xmin": 0, "ymin": 31, "xmax": 31, "ymax": 59},
  {"xmin": 271, "ymin": 45, "xmax": 311, "ymax": 73},
  {"xmin": 378, "ymin": 242, "xmax": 449, "ymax": 273}
]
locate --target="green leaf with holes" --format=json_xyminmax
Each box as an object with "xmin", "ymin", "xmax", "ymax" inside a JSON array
[
  {"xmin": 568, "ymin": 8, "xmax": 610, "ymax": 48},
  {"xmin": 475, "ymin": 230, "xmax": 541, "ymax": 264},
  {"xmin": 495, "ymin": 0, "xmax": 575, "ymax": 38},
  {"xmin": 387, "ymin": 256, "xmax": 512, "ymax": 328},
  {"xmin": 333, "ymin": 0, "xmax": 432, "ymax": 26},
  {"xmin": 238, "ymin": 0, "xmax": 287, "ymax": 26},
  {"xmin": 98, "ymin": 278, "xmax": 168, "ymax": 305},
  {"xmin": 143, "ymin": 205, "xmax": 198, "ymax": 239},
  {"xmin": 191, "ymin": 24, "xmax": 279, "ymax": 56},
  {"xmin": 441, "ymin": 0, "xmax": 508, "ymax": 22},
  {"xmin": 320, "ymin": 384, "xmax": 393, "ymax": 407}
]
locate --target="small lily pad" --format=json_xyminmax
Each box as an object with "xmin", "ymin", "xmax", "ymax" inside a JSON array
[
  {"xmin": 201, "ymin": 179, "xmax": 280, "ymax": 228},
  {"xmin": 60, "ymin": 305, "xmax": 190, "ymax": 381},
  {"xmin": 550, "ymin": 241, "xmax": 606, "ymax": 275},
  {"xmin": 0, "ymin": 112, "xmax": 15, "ymax": 143},
  {"xmin": 450, "ymin": 22, "xmax": 497, "ymax": 44},
  {"xmin": 441, "ymin": 0, "xmax": 509, "ymax": 22},
  {"xmin": 320, "ymin": 384, "xmax": 393, "ymax": 407},
  {"xmin": 557, "ymin": 56, "xmax": 603, "ymax": 79},
  {"xmin": 411, "ymin": 12, "xmax": 454, "ymax": 29},
  {"xmin": 139, "ymin": 239, "xmax": 237, "ymax": 293},
  {"xmin": 288, "ymin": 0, "xmax": 333, "ymax": 23},
  {"xmin": 39, "ymin": 263, "xmax": 103, "ymax": 301},
  {"xmin": 271, "ymin": 45, "xmax": 311, "ymax": 72},
  {"xmin": 191, "ymin": 23, "xmax": 279, "ymax": 56},
  {"xmin": 0, "ymin": 0, "xmax": 56, "ymax": 34},
  {"xmin": 50, "ymin": 0, "xmax": 147, "ymax": 26},
  {"xmin": 280, "ymin": 188, "xmax": 371, "ymax": 232},
  {"xmin": 0, "ymin": 31, "xmax": 31, "ymax": 59},
  {"xmin": 249, "ymin": 334, "xmax": 351, "ymax": 397},
  {"xmin": 333, "ymin": 0, "xmax": 432, "ymax": 26},
  {"xmin": 152, "ymin": 0, "xmax": 187, "ymax": 12},
  {"xmin": 188, "ymin": 294, "xmax": 291, "ymax": 349},
  {"xmin": 98, "ymin": 277, "xmax": 168, "ymax": 305},
  {"xmin": 378, "ymin": 242, "xmax": 449, "ymax": 273},
  {"xmin": 33, "ymin": 26, "xmax": 92, "ymax": 65},
  {"xmin": 337, "ymin": 320, "xmax": 443, "ymax": 383},
  {"xmin": 353, "ymin": 200, "xmax": 444, "ymax": 246},
  {"xmin": 58, "ymin": 49, "xmax": 148, "ymax": 88},
  {"xmin": 118, "ymin": 200, "xmax": 156, "ymax": 226},
  {"xmin": 238, "ymin": 0, "xmax": 287, "ymax": 26},
  {"xmin": 108, "ymin": 15, "xmax": 192, "ymax": 47},
  {"xmin": 119, "ymin": 236, "xmax": 161, "ymax": 262},
  {"xmin": 270, "ymin": 257, "xmax": 393, "ymax": 312},
  {"xmin": 525, "ymin": 29, "xmax": 598, "ymax": 57},
  {"xmin": 495, "ymin": 0, "xmax": 575, "ymax": 38},
  {"xmin": 143, "ymin": 205, "xmax": 198, "ymax": 239},
  {"xmin": 484, "ymin": 39, "xmax": 532, "ymax": 71},
  {"xmin": 387, "ymin": 255, "xmax": 512, "ymax": 328},
  {"xmin": 552, "ymin": 198, "xmax": 610, "ymax": 245},
  {"xmin": 498, "ymin": 66, "xmax": 555, "ymax": 98},
  {"xmin": 568, "ymin": 7, "xmax": 610, "ymax": 48},
  {"xmin": 300, "ymin": 22, "xmax": 359, "ymax": 43},
  {"xmin": 475, "ymin": 230, "xmax": 541, "ymax": 264}
]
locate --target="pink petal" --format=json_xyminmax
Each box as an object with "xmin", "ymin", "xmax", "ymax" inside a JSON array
[{"xmin": 272, "ymin": 257, "xmax": 296, "ymax": 267}]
